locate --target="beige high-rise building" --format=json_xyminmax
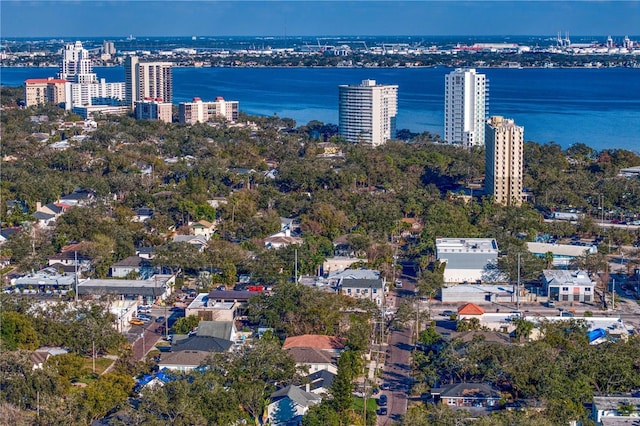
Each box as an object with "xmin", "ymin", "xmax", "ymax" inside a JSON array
[
  {"xmin": 135, "ymin": 98, "xmax": 173, "ymax": 123},
  {"xmin": 178, "ymin": 97, "xmax": 239, "ymax": 124},
  {"xmin": 125, "ymin": 56, "xmax": 172, "ymax": 111},
  {"xmin": 24, "ymin": 78, "xmax": 67, "ymax": 107},
  {"xmin": 485, "ymin": 116, "xmax": 524, "ymax": 206}
]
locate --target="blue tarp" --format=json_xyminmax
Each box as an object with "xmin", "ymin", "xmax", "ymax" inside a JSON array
[{"xmin": 588, "ymin": 328, "xmax": 607, "ymax": 343}]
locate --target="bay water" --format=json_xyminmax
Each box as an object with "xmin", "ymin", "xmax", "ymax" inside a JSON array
[{"xmin": 2, "ymin": 66, "xmax": 638, "ymax": 152}]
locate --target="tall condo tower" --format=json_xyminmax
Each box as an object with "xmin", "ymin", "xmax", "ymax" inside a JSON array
[
  {"xmin": 125, "ymin": 56, "xmax": 173, "ymax": 111},
  {"xmin": 444, "ymin": 68, "xmax": 488, "ymax": 147},
  {"xmin": 485, "ymin": 116, "xmax": 524, "ymax": 206},
  {"xmin": 58, "ymin": 41, "xmax": 97, "ymax": 83},
  {"xmin": 338, "ymin": 79, "xmax": 398, "ymax": 147}
]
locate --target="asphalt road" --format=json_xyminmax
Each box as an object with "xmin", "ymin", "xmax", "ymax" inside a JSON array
[
  {"xmin": 128, "ymin": 305, "xmax": 183, "ymax": 362},
  {"xmin": 378, "ymin": 277, "xmax": 416, "ymax": 425}
]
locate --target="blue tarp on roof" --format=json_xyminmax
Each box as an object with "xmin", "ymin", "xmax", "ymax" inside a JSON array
[{"xmin": 588, "ymin": 328, "xmax": 607, "ymax": 343}]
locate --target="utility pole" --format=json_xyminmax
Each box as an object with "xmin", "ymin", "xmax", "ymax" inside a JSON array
[
  {"xmin": 74, "ymin": 251, "xmax": 79, "ymax": 303},
  {"xmin": 516, "ymin": 253, "xmax": 521, "ymax": 311},
  {"xmin": 612, "ymin": 278, "xmax": 616, "ymax": 310}
]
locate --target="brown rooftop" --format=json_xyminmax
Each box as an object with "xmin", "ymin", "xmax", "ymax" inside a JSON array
[{"xmin": 282, "ymin": 334, "xmax": 345, "ymax": 351}]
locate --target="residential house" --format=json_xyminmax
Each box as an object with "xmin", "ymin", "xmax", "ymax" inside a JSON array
[
  {"xmin": 264, "ymin": 228, "xmax": 303, "ymax": 249},
  {"xmin": 58, "ymin": 189, "xmax": 96, "ymax": 207},
  {"xmin": 327, "ymin": 268, "xmax": 380, "ymax": 287},
  {"xmin": 321, "ymin": 256, "xmax": 366, "ymax": 276},
  {"xmin": 340, "ymin": 278, "xmax": 385, "ymax": 305},
  {"xmin": 136, "ymin": 246, "xmax": 156, "ymax": 259},
  {"xmin": 34, "ymin": 202, "xmax": 68, "ymax": 227},
  {"xmin": 172, "ymin": 234, "xmax": 209, "ymax": 252},
  {"xmin": 286, "ymin": 347, "xmax": 338, "ymax": 375},
  {"xmin": 47, "ymin": 250, "xmax": 91, "ymax": 270},
  {"xmin": 190, "ymin": 220, "xmax": 216, "ymax": 240},
  {"xmin": 543, "ymin": 269, "xmax": 596, "ymax": 303},
  {"xmin": 195, "ymin": 320, "xmax": 237, "ymax": 342},
  {"xmin": 0, "ymin": 227, "xmax": 19, "ymax": 245},
  {"xmin": 157, "ymin": 350, "xmax": 211, "ymax": 373},
  {"xmin": 592, "ymin": 395, "xmax": 640, "ymax": 425},
  {"xmin": 31, "ymin": 347, "xmax": 68, "ymax": 370},
  {"xmin": 302, "ymin": 369, "xmax": 336, "ymax": 395},
  {"xmin": 282, "ymin": 334, "xmax": 345, "ymax": 353},
  {"xmin": 110, "ymin": 255, "xmax": 155, "ymax": 279},
  {"xmin": 431, "ymin": 382, "xmax": 501, "ymax": 409},
  {"xmin": 171, "ymin": 335, "xmax": 233, "ymax": 354},
  {"xmin": 267, "ymin": 385, "xmax": 321, "ymax": 426},
  {"xmin": 132, "ymin": 207, "xmax": 153, "ymax": 223}
]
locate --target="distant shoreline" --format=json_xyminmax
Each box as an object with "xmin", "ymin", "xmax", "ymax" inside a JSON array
[{"xmin": 1, "ymin": 64, "xmax": 639, "ymax": 72}]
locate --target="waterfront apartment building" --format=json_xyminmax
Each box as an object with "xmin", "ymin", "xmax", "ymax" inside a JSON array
[
  {"xmin": 338, "ymin": 79, "xmax": 398, "ymax": 147},
  {"xmin": 24, "ymin": 78, "xmax": 67, "ymax": 107},
  {"xmin": 125, "ymin": 56, "xmax": 173, "ymax": 111},
  {"xmin": 179, "ymin": 97, "xmax": 239, "ymax": 124},
  {"xmin": 485, "ymin": 116, "xmax": 524, "ymax": 206},
  {"xmin": 64, "ymin": 79, "xmax": 125, "ymax": 110},
  {"xmin": 57, "ymin": 41, "xmax": 97, "ymax": 84},
  {"xmin": 135, "ymin": 98, "xmax": 173, "ymax": 123},
  {"xmin": 444, "ymin": 68, "xmax": 488, "ymax": 147}
]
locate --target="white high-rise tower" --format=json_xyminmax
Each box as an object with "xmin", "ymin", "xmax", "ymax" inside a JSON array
[
  {"xmin": 444, "ymin": 68, "xmax": 488, "ymax": 147},
  {"xmin": 338, "ymin": 79, "xmax": 398, "ymax": 147},
  {"xmin": 58, "ymin": 41, "xmax": 97, "ymax": 83}
]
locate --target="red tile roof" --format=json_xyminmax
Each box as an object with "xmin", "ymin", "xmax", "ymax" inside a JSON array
[
  {"xmin": 282, "ymin": 335, "xmax": 345, "ymax": 351},
  {"xmin": 25, "ymin": 78, "xmax": 67, "ymax": 84},
  {"xmin": 458, "ymin": 303, "xmax": 485, "ymax": 315}
]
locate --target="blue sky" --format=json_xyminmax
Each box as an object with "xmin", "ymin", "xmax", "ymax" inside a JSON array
[{"xmin": 1, "ymin": 1, "xmax": 638, "ymax": 38}]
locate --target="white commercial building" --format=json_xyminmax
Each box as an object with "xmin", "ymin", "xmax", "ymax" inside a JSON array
[
  {"xmin": 444, "ymin": 68, "xmax": 488, "ymax": 147},
  {"xmin": 543, "ymin": 269, "xmax": 596, "ymax": 303},
  {"xmin": 178, "ymin": 97, "xmax": 239, "ymax": 124},
  {"xmin": 436, "ymin": 238, "xmax": 503, "ymax": 284},
  {"xmin": 485, "ymin": 116, "xmax": 524, "ymax": 206},
  {"xmin": 338, "ymin": 79, "xmax": 398, "ymax": 147}
]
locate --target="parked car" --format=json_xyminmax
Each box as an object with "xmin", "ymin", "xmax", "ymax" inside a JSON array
[
  {"xmin": 381, "ymin": 383, "xmax": 390, "ymax": 391},
  {"xmin": 441, "ymin": 310, "xmax": 455, "ymax": 317},
  {"xmin": 395, "ymin": 279, "xmax": 403, "ymax": 288},
  {"xmin": 155, "ymin": 316, "xmax": 165, "ymax": 323},
  {"xmin": 378, "ymin": 394, "xmax": 387, "ymax": 406},
  {"xmin": 377, "ymin": 407, "xmax": 388, "ymax": 416},
  {"xmin": 547, "ymin": 301, "xmax": 556, "ymax": 308},
  {"xmin": 130, "ymin": 319, "xmax": 144, "ymax": 326}
]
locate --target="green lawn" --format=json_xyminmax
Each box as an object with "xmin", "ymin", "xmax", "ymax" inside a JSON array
[
  {"xmin": 351, "ymin": 396, "xmax": 378, "ymax": 412},
  {"xmin": 81, "ymin": 356, "xmax": 114, "ymax": 375}
]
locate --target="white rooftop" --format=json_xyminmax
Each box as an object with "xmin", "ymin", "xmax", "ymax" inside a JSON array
[{"xmin": 436, "ymin": 238, "xmax": 498, "ymax": 254}]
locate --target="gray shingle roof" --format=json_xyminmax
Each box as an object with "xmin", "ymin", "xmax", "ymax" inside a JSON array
[
  {"xmin": 341, "ymin": 278, "xmax": 384, "ymax": 289},
  {"xmin": 271, "ymin": 385, "xmax": 321, "ymax": 407},
  {"xmin": 171, "ymin": 336, "xmax": 233, "ymax": 353}
]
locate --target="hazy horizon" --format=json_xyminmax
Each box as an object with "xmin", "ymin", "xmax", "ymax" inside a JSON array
[{"xmin": 2, "ymin": 1, "xmax": 638, "ymax": 38}]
